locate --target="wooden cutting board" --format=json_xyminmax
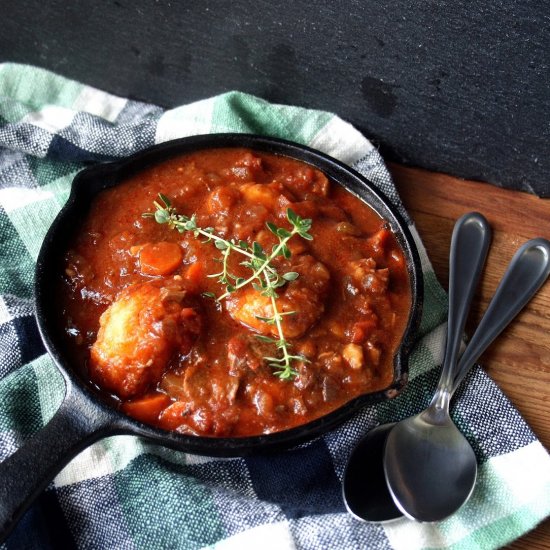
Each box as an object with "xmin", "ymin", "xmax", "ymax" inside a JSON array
[{"xmin": 390, "ymin": 163, "xmax": 550, "ymax": 550}]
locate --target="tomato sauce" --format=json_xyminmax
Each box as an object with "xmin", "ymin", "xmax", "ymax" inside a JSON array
[{"xmin": 58, "ymin": 148, "xmax": 411, "ymax": 436}]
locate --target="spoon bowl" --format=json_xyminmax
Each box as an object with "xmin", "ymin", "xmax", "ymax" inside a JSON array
[
  {"xmin": 342, "ymin": 423, "xmax": 401, "ymax": 523},
  {"xmin": 384, "ymin": 407, "xmax": 477, "ymax": 521}
]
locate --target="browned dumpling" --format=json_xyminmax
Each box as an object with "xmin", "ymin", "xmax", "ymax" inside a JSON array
[
  {"xmin": 90, "ymin": 281, "xmax": 201, "ymax": 399},
  {"xmin": 226, "ymin": 255, "xmax": 330, "ymax": 339}
]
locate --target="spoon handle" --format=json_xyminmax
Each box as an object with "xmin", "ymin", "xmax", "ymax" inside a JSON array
[
  {"xmin": 451, "ymin": 238, "xmax": 550, "ymax": 392},
  {"xmin": 432, "ymin": 212, "xmax": 491, "ymax": 409}
]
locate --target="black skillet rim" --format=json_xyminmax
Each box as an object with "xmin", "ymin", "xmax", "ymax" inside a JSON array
[{"xmin": 35, "ymin": 133, "xmax": 423, "ymax": 456}]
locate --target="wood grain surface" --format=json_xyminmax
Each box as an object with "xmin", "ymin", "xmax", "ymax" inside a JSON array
[{"xmin": 390, "ymin": 163, "xmax": 550, "ymax": 550}]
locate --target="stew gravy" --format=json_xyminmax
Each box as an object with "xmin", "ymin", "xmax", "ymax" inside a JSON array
[{"xmin": 58, "ymin": 149, "xmax": 411, "ymax": 437}]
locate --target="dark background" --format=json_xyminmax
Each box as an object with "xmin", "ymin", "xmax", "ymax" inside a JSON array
[{"xmin": 2, "ymin": 0, "xmax": 549, "ymax": 195}]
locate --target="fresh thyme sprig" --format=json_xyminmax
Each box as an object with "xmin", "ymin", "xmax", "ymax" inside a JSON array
[
  {"xmin": 143, "ymin": 193, "xmax": 313, "ymax": 379},
  {"xmin": 254, "ymin": 271, "xmax": 309, "ymax": 379}
]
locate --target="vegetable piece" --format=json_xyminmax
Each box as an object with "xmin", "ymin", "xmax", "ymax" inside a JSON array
[
  {"xmin": 342, "ymin": 343, "xmax": 364, "ymax": 370},
  {"xmin": 139, "ymin": 241, "xmax": 183, "ymax": 276},
  {"xmin": 207, "ymin": 186, "xmax": 240, "ymax": 213},
  {"xmin": 365, "ymin": 341, "xmax": 382, "ymax": 366},
  {"xmin": 368, "ymin": 227, "xmax": 392, "ymax": 253},
  {"xmin": 349, "ymin": 318, "xmax": 378, "ymax": 344},
  {"xmin": 348, "ymin": 258, "xmax": 389, "ymax": 294},
  {"xmin": 240, "ymin": 183, "xmax": 278, "ymax": 209},
  {"xmin": 184, "ymin": 262, "xmax": 205, "ymax": 291},
  {"xmin": 121, "ymin": 393, "xmax": 172, "ymax": 424},
  {"xmin": 158, "ymin": 401, "xmax": 194, "ymax": 432}
]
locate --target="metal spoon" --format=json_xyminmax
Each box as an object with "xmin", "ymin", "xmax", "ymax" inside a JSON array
[
  {"xmin": 384, "ymin": 237, "xmax": 550, "ymax": 522},
  {"xmin": 343, "ymin": 211, "xmax": 491, "ymax": 522}
]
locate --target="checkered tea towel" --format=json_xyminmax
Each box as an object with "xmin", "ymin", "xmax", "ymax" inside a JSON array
[{"xmin": 0, "ymin": 63, "xmax": 549, "ymax": 550}]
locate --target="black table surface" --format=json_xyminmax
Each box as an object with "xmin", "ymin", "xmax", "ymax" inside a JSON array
[{"xmin": 2, "ymin": 0, "xmax": 549, "ymax": 196}]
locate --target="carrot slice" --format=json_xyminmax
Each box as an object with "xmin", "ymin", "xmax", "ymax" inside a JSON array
[
  {"xmin": 157, "ymin": 401, "xmax": 190, "ymax": 431},
  {"xmin": 121, "ymin": 392, "xmax": 172, "ymax": 424},
  {"xmin": 139, "ymin": 241, "xmax": 183, "ymax": 276},
  {"xmin": 184, "ymin": 261, "xmax": 205, "ymax": 289},
  {"xmin": 350, "ymin": 319, "xmax": 378, "ymax": 344},
  {"xmin": 368, "ymin": 228, "xmax": 392, "ymax": 251}
]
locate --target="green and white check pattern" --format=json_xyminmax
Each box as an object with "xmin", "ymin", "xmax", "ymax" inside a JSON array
[{"xmin": 0, "ymin": 63, "xmax": 549, "ymax": 550}]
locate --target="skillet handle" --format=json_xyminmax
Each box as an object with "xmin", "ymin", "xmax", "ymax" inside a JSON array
[{"xmin": 0, "ymin": 380, "xmax": 120, "ymax": 543}]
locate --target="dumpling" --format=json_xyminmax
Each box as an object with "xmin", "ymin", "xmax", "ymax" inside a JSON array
[
  {"xmin": 89, "ymin": 281, "xmax": 201, "ymax": 398},
  {"xmin": 226, "ymin": 255, "xmax": 330, "ymax": 339}
]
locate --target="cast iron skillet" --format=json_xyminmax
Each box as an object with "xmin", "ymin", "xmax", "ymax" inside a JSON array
[{"xmin": 0, "ymin": 134, "xmax": 423, "ymax": 541}]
